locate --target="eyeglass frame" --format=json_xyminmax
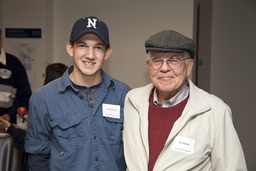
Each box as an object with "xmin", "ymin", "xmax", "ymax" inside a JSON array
[{"xmin": 147, "ymin": 56, "xmax": 190, "ymax": 69}]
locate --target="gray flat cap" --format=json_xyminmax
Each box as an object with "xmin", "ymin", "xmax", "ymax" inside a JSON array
[{"xmin": 145, "ymin": 30, "xmax": 195, "ymax": 58}]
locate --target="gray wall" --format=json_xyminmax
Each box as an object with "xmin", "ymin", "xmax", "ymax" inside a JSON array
[
  {"xmin": 1, "ymin": 0, "xmax": 194, "ymax": 91},
  {"xmin": 1, "ymin": 0, "xmax": 53, "ymax": 90},
  {"xmin": 210, "ymin": 0, "xmax": 256, "ymax": 170},
  {"xmin": 195, "ymin": 0, "xmax": 256, "ymax": 170},
  {"xmin": 52, "ymin": 0, "xmax": 194, "ymax": 89}
]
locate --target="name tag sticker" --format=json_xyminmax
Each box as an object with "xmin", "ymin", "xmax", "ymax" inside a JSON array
[
  {"xmin": 102, "ymin": 103, "xmax": 120, "ymax": 119},
  {"xmin": 172, "ymin": 136, "xmax": 195, "ymax": 154}
]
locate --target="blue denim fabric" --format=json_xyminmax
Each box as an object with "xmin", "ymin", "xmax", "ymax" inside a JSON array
[{"xmin": 25, "ymin": 66, "xmax": 130, "ymax": 171}]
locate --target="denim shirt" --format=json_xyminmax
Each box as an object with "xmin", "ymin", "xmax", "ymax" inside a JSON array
[{"xmin": 25, "ymin": 66, "xmax": 131, "ymax": 171}]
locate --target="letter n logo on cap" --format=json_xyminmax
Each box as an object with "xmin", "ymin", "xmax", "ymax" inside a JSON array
[{"xmin": 87, "ymin": 18, "xmax": 97, "ymax": 29}]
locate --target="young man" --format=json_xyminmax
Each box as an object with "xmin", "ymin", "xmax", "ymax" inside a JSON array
[
  {"xmin": 0, "ymin": 29, "xmax": 31, "ymax": 123},
  {"xmin": 25, "ymin": 16, "xmax": 130, "ymax": 170},
  {"xmin": 123, "ymin": 30, "xmax": 247, "ymax": 170}
]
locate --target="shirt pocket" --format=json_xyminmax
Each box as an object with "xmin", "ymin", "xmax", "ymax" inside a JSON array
[
  {"xmin": 104, "ymin": 116, "xmax": 124, "ymax": 145},
  {"xmin": 49, "ymin": 113, "xmax": 85, "ymax": 152}
]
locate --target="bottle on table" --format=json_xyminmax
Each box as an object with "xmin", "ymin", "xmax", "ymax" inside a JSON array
[{"xmin": 16, "ymin": 107, "xmax": 28, "ymax": 130}]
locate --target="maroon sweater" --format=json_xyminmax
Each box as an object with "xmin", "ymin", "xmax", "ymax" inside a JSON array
[{"xmin": 148, "ymin": 92, "xmax": 189, "ymax": 171}]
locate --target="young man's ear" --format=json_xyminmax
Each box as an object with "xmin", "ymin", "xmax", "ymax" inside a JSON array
[
  {"xmin": 104, "ymin": 46, "xmax": 112, "ymax": 61},
  {"xmin": 66, "ymin": 42, "xmax": 74, "ymax": 58}
]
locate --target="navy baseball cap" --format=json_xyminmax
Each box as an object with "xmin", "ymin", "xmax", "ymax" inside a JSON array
[{"xmin": 69, "ymin": 16, "xmax": 109, "ymax": 47}]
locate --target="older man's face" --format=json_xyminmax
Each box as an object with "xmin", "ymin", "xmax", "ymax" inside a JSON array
[{"xmin": 146, "ymin": 51, "xmax": 193, "ymax": 102}]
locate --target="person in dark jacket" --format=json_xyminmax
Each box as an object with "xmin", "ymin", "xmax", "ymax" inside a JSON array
[{"xmin": 0, "ymin": 29, "xmax": 32, "ymax": 123}]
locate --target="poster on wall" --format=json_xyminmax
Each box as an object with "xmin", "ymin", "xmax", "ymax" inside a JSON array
[{"xmin": 11, "ymin": 43, "xmax": 36, "ymax": 91}]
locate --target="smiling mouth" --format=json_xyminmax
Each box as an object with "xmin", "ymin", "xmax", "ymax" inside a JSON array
[
  {"xmin": 84, "ymin": 61, "xmax": 94, "ymax": 65},
  {"xmin": 159, "ymin": 76, "xmax": 172, "ymax": 79}
]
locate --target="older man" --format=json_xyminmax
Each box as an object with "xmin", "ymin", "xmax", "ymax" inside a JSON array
[{"xmin": 123, "ymin": 30, "xmax": 247, "ymax": 171}]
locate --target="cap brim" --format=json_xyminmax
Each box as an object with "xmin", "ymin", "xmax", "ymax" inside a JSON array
[
  {"xmin": 72, "ymin": 29, "xmax": 109, "ymax": 46},
  {"xmin": 146, "ymin": 47, "xmax": 185, "ymax": 53}
]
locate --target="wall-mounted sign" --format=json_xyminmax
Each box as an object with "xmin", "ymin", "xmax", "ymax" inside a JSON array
[{"xmin": 5, "ymin": 28, "xmax": 41, "ymax": 38}]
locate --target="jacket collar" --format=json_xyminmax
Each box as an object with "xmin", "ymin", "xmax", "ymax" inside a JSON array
[
  {"xmin": 127, "ymin": 79, "xmax": 211, "ymax": 157},
  {"xmin": 165, "ymin": 79, "xmax": 211, "ymax": 143}
]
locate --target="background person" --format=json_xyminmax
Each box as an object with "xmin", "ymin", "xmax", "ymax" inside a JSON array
[
  {"xmin": 43, "ymin": 63, "xmax": 68, "ymax": 85},
  {"xmin": 0, "ymin": 29, "xmax": 32, "ymax": 123},
  {"xmin": 25, "ymin": 16, "xmax": 130, "ymax": 171},
  {"xmin": 0, "ymin": 62, "xmax": 68, "ymax": 152},
  {"xmin": 123, "ymin": 30, "xmax": 247, "ymax": 171},
  {"xmin": 0, "ymin": 62, "xmax": 67, "ymax": 171}
]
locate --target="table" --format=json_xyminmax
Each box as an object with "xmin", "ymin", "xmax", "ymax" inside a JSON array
[{"xmin": 0, "ymin": 133, "xmax": 23, "ymax": 171}]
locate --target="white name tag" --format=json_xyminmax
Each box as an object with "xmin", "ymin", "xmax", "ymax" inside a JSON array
[
  {"xmin": 172, "ymin": 136, "xmax": 195, "ymax": 154},
  {"xmin": 102, "ymin": 103, "xmax": 120, "ymax": 119}
]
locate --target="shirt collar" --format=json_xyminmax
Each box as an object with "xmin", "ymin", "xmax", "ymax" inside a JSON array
[
  {"xmin": 0, "ymin": 47, "xmax": 7, "ymax": 65},
  {"xmin": 59, "ymin": 66, "xmax": 115, "ymax": 92},
  {"xmin": 153, "ymin": 80, "xmax": 190, "ymax": 107}
]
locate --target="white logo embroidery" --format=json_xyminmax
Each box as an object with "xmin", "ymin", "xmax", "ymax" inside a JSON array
[{"xmin": 87, "ymin": 18, "xmax": 97, "ymax": 29}]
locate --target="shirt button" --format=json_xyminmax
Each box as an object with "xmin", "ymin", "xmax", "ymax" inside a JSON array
[
  {"xmin": 80, "ymin": 96, "xmax": 83, "ymax": 100},
  {"xmin": 60, "ymin": 151, "xmax": 64, "ymax": 156},
  {"xmin": 95, "ymin": 157, "xmax": 98, "ymax": 161},
  {"xmin": 94, "ymin": 136, "xmax": 96, "ymax": 139}
]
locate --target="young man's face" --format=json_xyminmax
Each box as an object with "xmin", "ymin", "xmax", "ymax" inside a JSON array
[{"xmin": 66, "ymin": 33, "xmax": 111, "ymax": 84}]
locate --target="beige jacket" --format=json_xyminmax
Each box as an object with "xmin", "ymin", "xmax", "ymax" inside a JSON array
[{"xmin": 123, "ymin": 80, "xmax": 247, "ymax": 171}]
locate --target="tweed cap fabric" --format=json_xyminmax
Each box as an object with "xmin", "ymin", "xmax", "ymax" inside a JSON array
[{"xmin": 145, "ymin": 30, "xmax": 195, "ymax": 58}]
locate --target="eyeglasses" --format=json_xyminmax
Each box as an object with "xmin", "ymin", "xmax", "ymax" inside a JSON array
[{"xmin": 147, "ymin": 57, "xmax": 190, "ymax": 69}]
